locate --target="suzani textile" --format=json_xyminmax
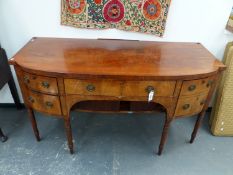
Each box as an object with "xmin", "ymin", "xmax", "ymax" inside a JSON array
[
  {"xmin": 226, "ymin": 7, "xmax": 233, "ymax": 33},
  {"xmin": 61, "ymin": 0, "xmax": 171, "ymax": 36}
]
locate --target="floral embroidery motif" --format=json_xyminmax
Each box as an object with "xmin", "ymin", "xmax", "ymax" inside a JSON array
[
  {"xmin": 142, "ymin": 0, "xmax": 161, "ymax": 21},
  {"xmin": 66, "ymin": 0, "xmax": 86, "ymax": 14},
  {"xmin": 94, "ymin": 0, "xmax": 103, "ymax": 5},
  {"xmin": 103, "ymin": 0, "xmax": 125, "ymax": 23},
  {"xmin": 61, "ymin": 0, "xmax": 171, "ymax": 36}
]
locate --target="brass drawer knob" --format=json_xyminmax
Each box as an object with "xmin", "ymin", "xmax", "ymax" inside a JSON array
[
  {"xmin": 206, "ymin": 80, "xmax": 213, "ymax": 88},
  {"xmin": 28, "ymin": 96, "xmax": 35, "ymax": 103},
  {"xmin": 200, "ymin": 100, "xmax": 206, "ymax": 106},
  {"xmin": 188, "ymin": 85, "xmax": 196, "ymax": 91},
  {"xmin": 45, "ymin": 101, "xmax": 53, "ymax": 108},
  {"xmin": 145, "ymin": 86, "xmax": 155, "ymax": 93},
  {"xmin": 41, "ymin": 81, "xmax": 50, "ymax": 88},
  {"xmin": 86, "ymin": 84, "xmax": 95, "ymax": 92},
  {"xmin": 24, "ymin": 76, "xmax": 30, "ymax": 84},
  {"xmin": 183, "ymin": 104, "xmax": 190, "ymax": 110}
]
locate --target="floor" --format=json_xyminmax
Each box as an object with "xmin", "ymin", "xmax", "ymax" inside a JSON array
[{"xmin": 0, "ymin": 108, "xmax": 233, "ymax": 175}]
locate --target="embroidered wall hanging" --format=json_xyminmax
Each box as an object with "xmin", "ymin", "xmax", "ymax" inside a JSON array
[
  {"xmin": 226, "ymin": 7, "xmax": 233, "ymax": 33},
  {"xmin": 61, "ymin": 0, "xmax": 171, "ymax": 36}
]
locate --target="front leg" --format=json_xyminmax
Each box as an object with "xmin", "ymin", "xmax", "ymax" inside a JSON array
[
  {"xmin": 190, "ymin": 75, "xmax": 219, "ymax": 143},
  {"xmin": 27, "ymin": 108, "xmax": 40, "ymax": 141},
  {"xmin": 158, "ymin": 117, "xmax": 172, "ymax": 155},
  {"xmin": 64, "ymin": 116, "xmax": 74, "ymax": 154},
  {"xmin": 190, "ymin": 111, "xmax": 205, "ymax": 143}
]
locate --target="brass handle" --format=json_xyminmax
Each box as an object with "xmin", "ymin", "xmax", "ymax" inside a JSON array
[
  {"xmin": 145, "ymin": 86, "xmax": 155, "ymax": 93},
  {"xmin": 206, "ymin": 80, "xmax": 213, "ymax": 88},
  {"xmin": 24, "ymin": 76, "xmax": 30, "ymax": 84},
  {"xmin": 45, "ymin": 101, "xmax": 53, "ymax": 108},
  {"xmin": 28, "ymin": 96, "xmax": 35, "ymax": 103},
  {"xmin": 86, "ymin": 84, "xmax": 95, "ymax": 92},
  {"xmin": 200, "ymin": 100, "xmax": 205, "ymax": 106},
  {"xmin": 188, "ymin": 85, "xmax": 196, "ymax": 91},
  {"xmin": 183, "ymin": 104, "xmax": 190, "ymax": 110},
  {"xmin": 41, "ymin": 81, "xmax": 50, "ymax": 88}
]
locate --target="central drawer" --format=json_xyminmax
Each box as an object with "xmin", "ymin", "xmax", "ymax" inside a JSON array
[
  {"xmin": 122, "ymin": 81, "xmax": 176, "ymax": 97},
  {"xmin": 64, "ymin": 79, "xmax": 122, "ymax": 96},
  {"xmin": 64, "ymin": 79, "xmax": 176, "ymax": 97}
]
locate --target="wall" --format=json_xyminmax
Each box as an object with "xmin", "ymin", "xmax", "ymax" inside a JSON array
[{"xmin": 0, "ymin": 0, "xmax": 233, "ymax": 103}]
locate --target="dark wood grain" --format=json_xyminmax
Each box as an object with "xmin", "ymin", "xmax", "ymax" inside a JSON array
[
  {"xmin": 27, "ymin": 108, "xmax": 40, "ymax": 141},
  {"xmin": 64, "ymin": 117, "xmax": 73, "ymax": 154},
  {"xmin": 158, "ymin": 117, "xmax": 172, "ymax": 155},
  {"xmin": 9, "ymin": 38, "xmax": 226, "ymax": 155},
  {"xmin": 11, "ymin": 37, "xmax": 226, "ymax": 80}
]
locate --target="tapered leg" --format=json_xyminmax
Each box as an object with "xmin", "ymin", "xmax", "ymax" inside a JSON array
[
  {"xmin": 190, "ymin": 111, "xmax": 205, "ymax": 143},
  {"xmin": 64, "ymin": 118, "xmax": 74, "ymax": 154},
  {"xmin": 27, "ymin": 108, "xmax": 40, "ymax": 141},
  {"xmin": 0, "ymin": 128, "xmax": 8, "ymax": 142},
  {"xmin": 8, "ymin": 76, "xmax": 23, "ymax": 109},
  {"xmin": 158, "ymin": 118, "xmax": 172, "ymax": 155}
]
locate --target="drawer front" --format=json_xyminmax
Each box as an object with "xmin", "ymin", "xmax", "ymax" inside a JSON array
[
  {"xmin": 27, "ymin": 91, "xmax": 62, "ymax": 115},
  {"xmin": 64, "ymin": 79, "xmax": 122, "ymax": 96},
  {"xmin": 23, "ymin": 72, "xmax": 58, "ymax": 94},
  {"xmin": 122, "ymin": 81, "xmax": 176, "ymax": 97},
  {"xmin": 175, "ymin": 93, "xmax": 208, "ymax": 117},
  {"xmin": 180, "ymin": 77, "xmax": 214, "ymax": 96}
]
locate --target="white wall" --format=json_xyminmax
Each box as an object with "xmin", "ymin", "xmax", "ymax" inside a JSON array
[{"xmin": 0, "ymin": 0, "xmax": 233, "ymax": 103}]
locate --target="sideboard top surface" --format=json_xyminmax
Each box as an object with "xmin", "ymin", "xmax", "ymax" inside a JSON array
[{"xmin": 11, "ymin": 37, "xmax": 226, "ymax": 80}]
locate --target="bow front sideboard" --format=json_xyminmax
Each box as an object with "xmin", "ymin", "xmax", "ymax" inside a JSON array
[{"xmin": 9, "ymin": 38, "xmax": 226, "ymax": 155}]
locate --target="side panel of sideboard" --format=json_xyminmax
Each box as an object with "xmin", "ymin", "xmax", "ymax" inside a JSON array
[
  {"xmin": 174, "ymin": 76, "xmax": 216, "ymax": 118},
  {"xmin": 15, "ymin": 66, "xmax": 63, "ymax": 117}
]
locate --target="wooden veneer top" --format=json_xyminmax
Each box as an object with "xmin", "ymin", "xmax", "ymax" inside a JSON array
[{"xmin": 11, "ymin": 37, "xmax": 226, "ymax": 80}]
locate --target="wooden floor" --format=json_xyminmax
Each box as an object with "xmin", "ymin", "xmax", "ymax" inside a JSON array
[{"xmin": 0, "ymin": 107, "xmax": 232, "ymax": 175}]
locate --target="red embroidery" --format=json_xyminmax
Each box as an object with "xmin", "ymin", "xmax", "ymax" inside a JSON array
[{"xmin": 103, "ymin": 0, "xmax": 125, "ymax": 23}]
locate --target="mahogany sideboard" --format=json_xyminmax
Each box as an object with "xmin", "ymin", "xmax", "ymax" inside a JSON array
[{"xmin": 9, "ymin": 37, "xmax": 226, "ymax": 155}]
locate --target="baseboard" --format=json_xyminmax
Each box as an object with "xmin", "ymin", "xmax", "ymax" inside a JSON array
[{"xmin": 0, "ymin": 103, "xmax": 25, "ymax": 108}]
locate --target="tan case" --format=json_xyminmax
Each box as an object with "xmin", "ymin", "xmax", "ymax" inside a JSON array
[{"xmin": 210, "ymin": 42, "xmax": 233, "ymax": 136}]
